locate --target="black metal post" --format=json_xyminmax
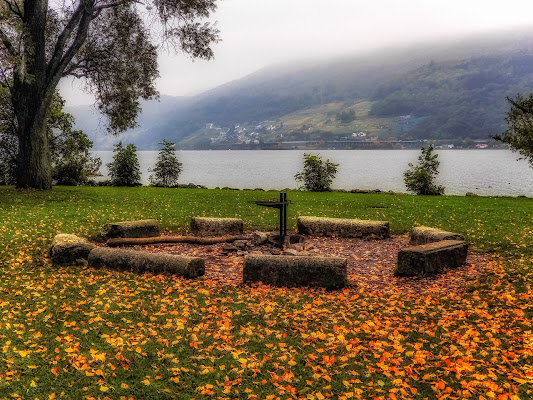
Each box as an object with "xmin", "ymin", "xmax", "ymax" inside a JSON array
[
  {"xmin": 280, "ymin": 192, "xmax": 287, "ymax": 239},
  {"xmin": 248, "ymin": 192, "xmax": 290, "ymax": 247}
]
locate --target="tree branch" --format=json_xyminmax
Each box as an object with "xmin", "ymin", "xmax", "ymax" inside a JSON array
[
  {"xmin": 47, "ymin": 1, "xmax": 96, "ymax": 92},
  {"xmin": 0, "ymin": 27, "xmax": 17, "ymax": 58},
  {"xmin": 1, "ymin": 0, "xmax": 24, "ymax": 20},
  {"xmin": 46, "ymin": 1, "xmax": 88, "ymax": 81}
]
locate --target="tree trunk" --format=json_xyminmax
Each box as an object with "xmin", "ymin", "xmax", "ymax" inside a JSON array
[
  {"xmin": 13, "ymin": 0, "xmax": 53, "ymax": 190},
  {"xmin": 15, "ymin": 107, "xmax": 52, "ymax": 190}
]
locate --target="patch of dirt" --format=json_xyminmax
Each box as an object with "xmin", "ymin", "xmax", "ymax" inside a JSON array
[{"xmin": 131, "ymin": 234, "xmax": 494, "ymax": 295}]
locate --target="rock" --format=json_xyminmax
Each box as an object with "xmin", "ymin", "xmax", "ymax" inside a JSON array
[
  {"xmin": 253, "ymin": 231, "xmax": 269, "ymax": 245},
  {"xmin": 190, "ymin": 217, "xmax": 244, "ymax": 236},
  {"xmin": 103, "ymin": 219, "xmax": 160, "ymax": 239},
  {"xmin": 409, "ymin": 226, "xmax": 464, "ymax": 245},
  {"xmin": 287, "ymin": 234, "xmax": 305, "ymax": 244},
  {"xmin": 49, "ymin": 234, "xmax": 95, "ymax": 267},
  {"xmin": 297, "ymin": 216, "xmax": 390, "ymax": 239},
  {"xmin": 269, "ymin": 249, "xmax": 281, "ymax": 255},
  {"xmin": 233, "ymin": 240, "xmax": 248, "ymax": 249},
  {"xmin": 284, "ymin": 248, "xmax": 299, "ymax": 256},
  {"xmin": 286, "ymin": 243, "xmax": 304, "ymax": 251},
  {"xmin": 88, "ymin": 247, "xmax": 204, "ymax": 278},
  {"xmin": 222, "ymin": 244, "xmax": 238, "ymax": 254},
  {"xmin": 243, "ymin": 255, "xmax": 348, "ymax": 289},
  {"xmin": 394, "ymin": 240, "xmax": 468, "ymax": 277},
  {"xmin": 304, "ymin": 243, "xmax": 316, "ymax": 251},
  {"xmin": 465, "ymin": 192, "xmax": 478, "ymax": 197}
]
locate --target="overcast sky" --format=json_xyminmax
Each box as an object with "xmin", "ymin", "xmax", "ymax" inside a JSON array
[{"xmin": 60, "ymin": 0, "xmax": 533, "ymax": 106}]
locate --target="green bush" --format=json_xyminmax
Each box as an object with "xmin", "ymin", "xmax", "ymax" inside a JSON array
[
  {"xmin": 149, "ymin": 140, "xmax": 182, "ymax": 187},
  {"xmin": 403, "ymin": 145, "xmax": 444, "ymax": 195},
  {"xmin": 295, "ymin": 153, "xmax": 339, "ymax": 192},
  {"xmin": 107, "ymin": 142, "xmax": 141, "ymax": 186}
]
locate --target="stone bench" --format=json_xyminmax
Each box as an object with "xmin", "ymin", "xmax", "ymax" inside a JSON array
[
  {"xmin": 190, "ymin": 217, "xmax": 244, "ymax": 236},
  {"xmin": 49, "ymin": 234, "xmax": 95, "ymax": 266},
  {"xmin": 409, "ymin": 226, "xmax": 464, "ymax": 245},
  {"xmin": 102, "ymin": 219, "xmax": 160, "ymax": 239},
  {"xmin": 297, "ymin": 216, "xmax": 390, "ymax": 239},
  {"xmin": 394, "ymin": 240, "xmax": 468, "ymax": 277},
  {"xmin": 243, "ymin": 255, "xmax": 347, "ymax": 289},
  {"xmin": 88, "ymin": 247, "xmax": 205, "ymax": 278}
]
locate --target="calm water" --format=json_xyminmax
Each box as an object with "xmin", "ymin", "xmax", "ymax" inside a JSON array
[{"xmin": 93, "ymin": 149, "xmax": 533, "ymax": 196}]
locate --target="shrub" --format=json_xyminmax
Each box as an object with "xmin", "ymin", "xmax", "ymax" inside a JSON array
[
  {"xmin": 107, "ymin": 142, "xmax": 141, "ymax": 186},
  {"xmin": 295, "ymin": 153, "xmax": 339, "ymax": 192},
  {"xmin": 403, "ymin": 144, "xmax": 444, "ymax": 195},
  {"xmin": 149, "ymin": 140, "xmax": 182, "ymax": 187}
]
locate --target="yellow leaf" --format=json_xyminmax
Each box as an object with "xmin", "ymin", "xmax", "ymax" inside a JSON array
[
  {"xmin": 142, "ymin": 378, "xmax": 150, "ymax": 386},
  {"xmin": 100, "ymin": 386, "xmax": 109, "ymax": 392}
]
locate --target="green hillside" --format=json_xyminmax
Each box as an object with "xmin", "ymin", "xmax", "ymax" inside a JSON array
[{"xmin": 70, "ymin": 29, "xmax": 533, "ymax": 150}]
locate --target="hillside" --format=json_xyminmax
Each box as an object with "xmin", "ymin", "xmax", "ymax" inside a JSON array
[{"xmin": 69, "ymin": 28, "xmax": 533, "ymax": 150}]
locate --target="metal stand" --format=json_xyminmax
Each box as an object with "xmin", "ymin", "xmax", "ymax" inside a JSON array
[{"xmin": 249, "ymin": 192, "xmax": 290, "ymax": 245}]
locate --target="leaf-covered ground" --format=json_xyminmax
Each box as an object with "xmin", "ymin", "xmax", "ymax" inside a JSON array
[{"xmin": 0, "ymin": 186, "xmax": 532, "ymax": 399}]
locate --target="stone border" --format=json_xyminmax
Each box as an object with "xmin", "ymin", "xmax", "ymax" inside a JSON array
[
  {"xmin": 409, "ymin": 226, "xmax": 464, "ymax": 245},
  {"xmin": 395, "ymin": 240, "xmax": 469, "ymax": 277},
  {"xmin": 49, "ymin": 234, "xmax": 95, "ymax": 266},
  {"xmin": 190, "ymin": 217, "xmax": 244, "ymax": 236},
  {"xmin": 297, "ymin": 216, "xmax": 390, "ymax": 239},
  {"xmin": 243, "ymin": 254, "xmax": 347, "ymax": 289},
  {"xmin": 88, "ymin": 247, "xmax": 205, "ymax": 278},
  {"xmin": 102, "ymin": 219, "xmax": 160, "ymax": 239}
]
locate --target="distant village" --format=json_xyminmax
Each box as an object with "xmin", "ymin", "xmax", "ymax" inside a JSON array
[{"xmin": 199, "ymin": 119, "xmax": 498, "ymax": 150}]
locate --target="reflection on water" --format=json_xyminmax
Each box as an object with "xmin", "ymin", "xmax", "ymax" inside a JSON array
[{"xmin": 93, "ymin": 149, "xmax": 533, "ymax": 196}]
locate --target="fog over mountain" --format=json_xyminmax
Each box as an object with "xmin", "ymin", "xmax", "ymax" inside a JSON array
[{"xmin": 68, "ymin": 29, "xmax": 533, "ymax": 150}]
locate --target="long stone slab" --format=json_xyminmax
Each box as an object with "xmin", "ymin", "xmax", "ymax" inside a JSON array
[
  {"xmin": 297, "ymin": 216, "xmax": 390, "ymax": 239},
  {"xmin": 395, "ymin": 240, "xmax": 468, "ymax": 277},
  {"xmin": 88, "ymin": 247, "xmax": 205, "ymax": 278},
  {"xmin": 102, "ymin": 219, "xmax": 160, "ymax": 239},
  {"xmin": 409, "ymin": 226, "xmax": 464, "ymax": 245},
  {"xmin": 243, "ymin": 255, "xmax": 347, "ymax": 289},
  {"xmin": 190, "ymin": 217, "xmax": 244, "ymax": 236}
]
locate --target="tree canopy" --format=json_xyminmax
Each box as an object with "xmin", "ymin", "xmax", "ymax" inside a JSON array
[
  {"xmin": 0, "ymin": 0, "xmax": 220, "ymax": 188},
  {"xmin": 493, "ymin": 94, "xmax": 533, "ymax": 167}
]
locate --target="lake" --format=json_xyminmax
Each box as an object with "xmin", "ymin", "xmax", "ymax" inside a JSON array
[{"xmin": 93, "ymin": 149, "xmax": 533, "ymax": 196}]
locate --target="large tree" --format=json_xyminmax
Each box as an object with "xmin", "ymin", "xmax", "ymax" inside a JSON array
[
  {"xmin": 1, "ymin": 87, "xmax": 102, "ymax": 185},
  {"xmin": 494, "ymin": 94, "xmax": 533, "ymax": 167},
  {"xmin": 0, "ymin": 0, "xmax": 219, "ymax": 189}
]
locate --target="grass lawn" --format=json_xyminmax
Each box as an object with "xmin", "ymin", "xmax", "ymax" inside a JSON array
[{"xmin": 0, "ymin": 186, "xmax": 532, "ymax": 400}]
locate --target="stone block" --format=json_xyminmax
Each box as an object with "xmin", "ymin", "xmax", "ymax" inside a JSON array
[
  {"xmin": 102, "ymin": 219, "xmax": 160, "ymax": 239},
  {"xmin": 88, "ymin": 247, "xmax": 204, "ymax": 278},
  {"xmin": 49, "ymin": 234, "xmax": 95, "ymax": 266},
  {"xmin": 190, "ymin": 217, "xmax": 244, "ymax": 236},
  {"xmin": 243, "ymin": 255, "xmax": 347, "ymax": 289},
  {"xmin": 409, "ymin": 226, "xmax": 464, "ymax": 245},
  {"xmin": 297, "ymin": 216, "xmax": 390, "ymax": 239},
  {"xmin": 395, "ymin": 240, "xmax": 468, "ymax": 277}
]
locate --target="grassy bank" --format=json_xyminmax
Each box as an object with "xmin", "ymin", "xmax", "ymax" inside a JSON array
[{"xmin": 0, "ymin": 186, "xmax": 532, "ymax": 399}]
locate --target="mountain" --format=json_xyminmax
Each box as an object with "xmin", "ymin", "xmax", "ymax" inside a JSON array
[{"xmin": 69, "ymin": 28, "xmax": 533, "ymax": 150}]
